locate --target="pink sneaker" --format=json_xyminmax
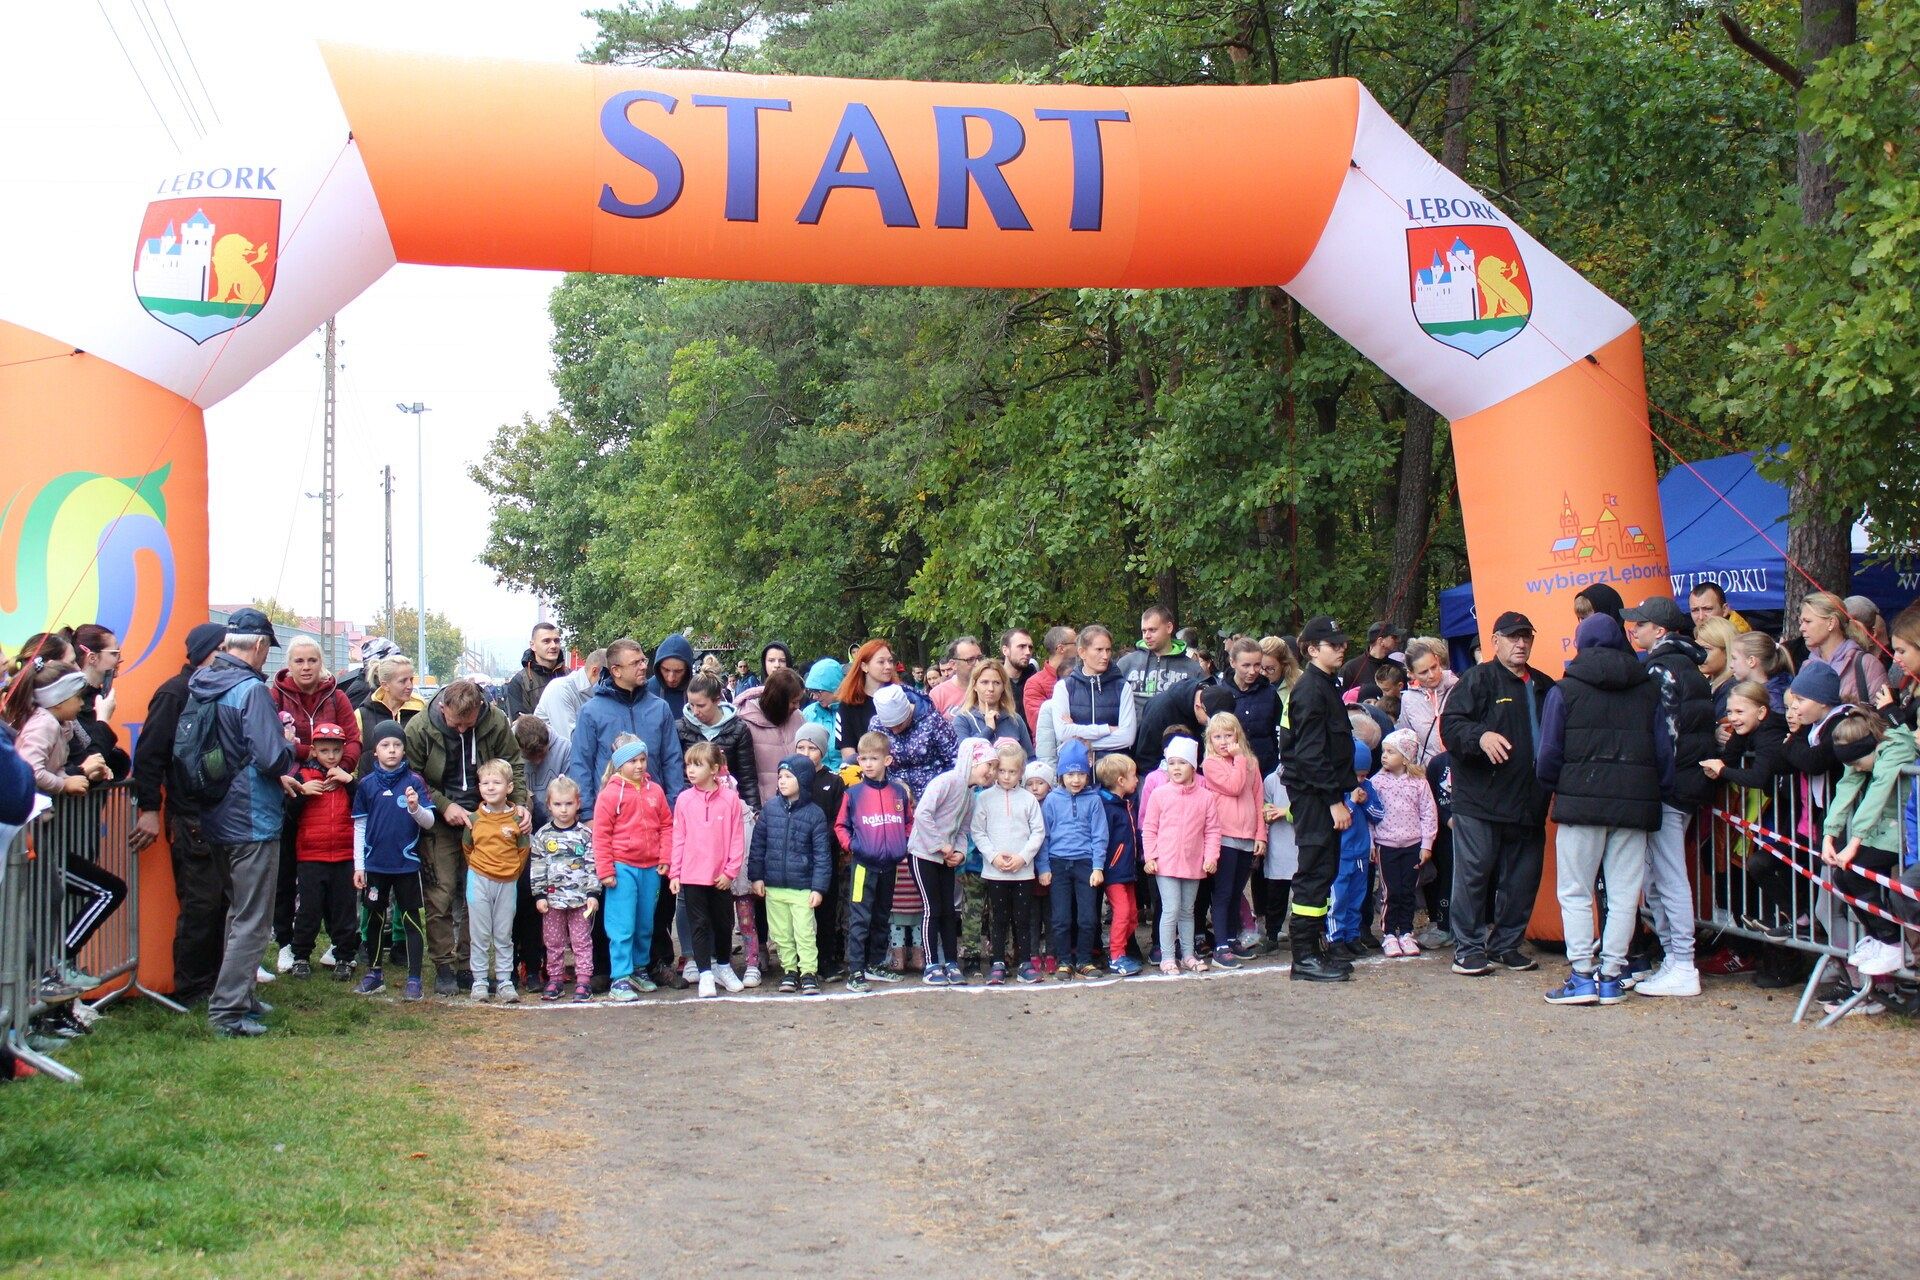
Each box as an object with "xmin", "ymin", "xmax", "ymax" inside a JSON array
[
  {"xmin": 1382, "ymin": 933, "xmax": 1405, "ymax": 958},
  {"xmin": 1159, "ymin": 959, "xmax": 1180, "ymax": 977},
  {"xmin": 1398, "ymin": 932, "xmax": 1421, "ymax": 957}
]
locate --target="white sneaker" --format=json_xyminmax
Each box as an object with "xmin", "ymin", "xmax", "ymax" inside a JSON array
[
  {"xmin": 276, "ymin": 944, "xmax": 295, "ymax": 973},
  {"xmin": 318, "ymin": 945, "xmax": 337, "ymax": 967},
  {"xmin": 469, "ymin": 982, "xmax": 490, "ymax": 1002},
  {"xmin": 1848, "ymin": 936, "xmax": 1874, "ymax": 967},
  {"xmin": 498, "ymin": 983, "xmax": 521, "ymax": 1004},
  {"xmin": 697, "ymin": 972, "xmax": 717, "ymax": 998},
  {"xmin": 682, "ymin": 959, "xmax": 699, "ymax": 985},
  {"xmin": 1635, "ymin": 961, "xmax": 1700, "ymax": 997},
  {"xmin": 713, "ymin": 964, "xmax": 744, "ymax": 993},
  {"xmin": 255, "ymin": 965, "xmax": 277, "ymax": 984},
  {"xmin": 741, "ymin": 965, "xmax": 762, "ymax": 989},
  {"xmin": 1857, "ymin": 937, "xmax": 1908, "ymax": 977}
]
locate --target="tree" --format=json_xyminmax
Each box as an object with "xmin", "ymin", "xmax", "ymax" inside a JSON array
[
  {"xmin": 371, "ymin": 607, "xmax": 467, "ymax": 685},
  {"xmin": 244, "ymin": 597, "xmax": 301, "ymax": 627}
]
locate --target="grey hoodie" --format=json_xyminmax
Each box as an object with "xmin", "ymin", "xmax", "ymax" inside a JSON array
[{"xmin": 906, "ymin": 737, "xmax": 991, "ymax": 863}]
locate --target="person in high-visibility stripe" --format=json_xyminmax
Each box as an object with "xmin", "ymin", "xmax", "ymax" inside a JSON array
[{"xmin": 1279, "ymin": 617, "xmax": 1359, "ymax": 982}]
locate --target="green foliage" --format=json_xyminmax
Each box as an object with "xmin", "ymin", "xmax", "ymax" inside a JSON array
[
  {"xmin": 372, "ymin": 606, "xmax": 468, "ymax": 682},
  {"xmin": 477, "ymin": 0, "xmax": 1905, "ymax": 656},
  {"xmin": 243, "ymin": 597, "xmax": 301, "ymax": 627},
  {"xmin": 1706, "ymin": 0, "xmax": 1920, "ymax": 542}
]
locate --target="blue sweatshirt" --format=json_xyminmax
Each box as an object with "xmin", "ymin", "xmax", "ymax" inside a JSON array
[
  {"xmin": 1340, "ymin": 742, "xmax": 1383, "ymax": 863},
  {"xmin": 1040, "ymin": 783, "xmax": 1109, "ymax": 865},
  {"xmin": 353, "ymin": 761, "xmax": 436, "ymax": 874}
]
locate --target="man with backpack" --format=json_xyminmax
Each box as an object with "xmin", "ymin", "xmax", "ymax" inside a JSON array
[{"xmin": 179, "ymin": 609, "xmax": 296, "ymax": 1037}]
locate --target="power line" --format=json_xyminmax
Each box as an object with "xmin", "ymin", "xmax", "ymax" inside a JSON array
[
  {"xmin": 95, "ymin": 0, "xmax": 181, "ymax": 151},
  {"xmin": 129, "ymin": 0, "xmax": 206, "ymax": 138},
  {"xmin": 158, "ymin": 0, "xmax": 220, "ymax": 126}
]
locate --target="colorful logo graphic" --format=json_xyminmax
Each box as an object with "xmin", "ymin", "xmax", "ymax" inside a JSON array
[
  {"xmin": 1546, "ymin": 492, "xmax": 1656, "ymax": 569},
  {"xmin": 0, "ymin": 468, "xmax": 176, "ymax": 674},
  {"xmin": 1406, "ymin": 224, "xmax": 1531, "ymax": 358},
  {"xmin": 133, "ymin": 196, "xmax": 280, "ymax": 343}
]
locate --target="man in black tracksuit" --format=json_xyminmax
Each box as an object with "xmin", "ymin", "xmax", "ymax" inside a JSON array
[
  {"xmin": 1440, "ymin": 610, "xmax": 1555, "ymax": 976},
  {"xmin": 1279, "ymin": 616, "xmax": 1359, "ymax": 982}
]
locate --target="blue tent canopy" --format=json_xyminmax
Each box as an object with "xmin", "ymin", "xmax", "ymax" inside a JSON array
[{"xmin": 1439, "ymin": 453, "xmax": 1917, "ymax": 640}]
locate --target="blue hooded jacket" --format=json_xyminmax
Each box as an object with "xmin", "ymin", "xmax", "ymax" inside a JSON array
[
  {"xmin": 1041, "ymin": 740, "xmax": 1109, "ymax": 863},
  {"xmin": 747, "ymin": 753, "xmax": 832, "ymax": 895},
  {"xmin": 1340, "ymin": 738, "xmax": 1384, "ymax": 862},
  {"xmin": 568, "ymin": 670, "xmax": 686, "ymax": 818},
  {"xmin": 647, "ymin": 634, "xmax": 696, "ymax": 719},
  {"xmin": 188, "ymin": 651, "xmax": 294, "ymax": 844}
]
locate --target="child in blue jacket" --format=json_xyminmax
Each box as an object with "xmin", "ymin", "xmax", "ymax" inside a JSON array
[
  {"xmin": 1095, "ymin": 753, "xmax": 1142, "ymax": 975},
  {"xmin": 1042, "ymin": 741, "xmax": 1110, "ymax": 978},
  {"xmin": 1326, "ymin": 739, "xmax": 1383, "ymax": 956},
  {"xmin": 749, "ymin": 753, "xmax": 833, "ymax": 994}
]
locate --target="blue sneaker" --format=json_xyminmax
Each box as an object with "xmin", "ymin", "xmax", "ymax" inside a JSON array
[
  {"xmin": 355, "ymin": 969, "xmax": 384, "ymax": 995},
  {"xmin": 1015, "ymin": 961, "xmax": 1040, "ymax": 984},
  {"xmin": 1149, "ymin": 945, "xmax": 1162, "ymax": 965},
  {"xmin": 921, "ymin": 966, "xmax": 947, "ymax": 986},
  {"xmin": 1544, "ymin": 970, "xmax": 1600, "ymax": 1006},
  {"xmin": 1211, "ymin": 946, "xmax": 1241, "ymax": 970},
  {"xmin": 945, "ymin": 962, "xmax": 967, "ymax": 986},
  {"xmin": 403, "ymin": 976, "xmax": 423, "ymax": 1001},
  {"xmin": 1110, "ymin": 955, "xmax": 1143, "ymax": 977},
  {"xmin": 1595, "ymin": 970, "xmax": 1626, "ymax": 1005}
]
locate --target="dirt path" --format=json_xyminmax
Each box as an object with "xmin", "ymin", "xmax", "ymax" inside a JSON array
[{"xmin": 484, "ymin": 957, "xmax": 1917, "ymax": 1278}]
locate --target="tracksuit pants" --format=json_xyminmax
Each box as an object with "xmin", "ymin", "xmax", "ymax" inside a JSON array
[
  {"xmin": 1106, "ymin": 882, "xmax": 1137, "ymax": 961},
  {"xmin": 1643, "ymin": 804, "xmax": 1696, "ymax": 964},
  {"xmin": 1555, "ymin": 825, "xmax": 1648, "ymax": 975},
  {"xmin": 359, "ymin": 869, "xmax": 424, "ymax": 979},
  {"xmin": 604, "ymin": 863, "xmax": 662, "ymax": 982},
  {"xmin": 845, "ymin": 859, "xmax": 897, "ymax": 975},
  {"xmin": 542, "ymin": 905, "xmax": 595, "ymax": 984},
  {"xmin": 1378, "ymin": 844, "xmax": 1422, "ymax": 936},
  {"xmin": 1328, "ymin": 853, "xmax": 1369, "ymax": 943},
  {"xmin": 1287, "ymin": 788, "xmax": 1340, "ymax": 951},
  {"xmin": 908, "ymin": 858, "xmax": 961, "ymax": 968},
  {"xmin": 684, "ymin": 882, "xmax": 735, "ymax": 971},
  {"xmin": 764, "ymin": 885, "xmax": 819, "ymax": 975},
  {"xmin": 1449, "ymin": 814, "xmax": 1546, "ymax": 963},
  {"xmin": 291, "ymin": 859, "xmax": 357, "ymax": 963},
  {"xmin": 467, "ymin": 870, "xmax": 518, "ymax": 985}
]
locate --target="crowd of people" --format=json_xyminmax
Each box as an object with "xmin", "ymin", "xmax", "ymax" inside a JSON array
[{"xmin": 4, "ymin": 583, "xmax": 1918, "ymax": 1043}]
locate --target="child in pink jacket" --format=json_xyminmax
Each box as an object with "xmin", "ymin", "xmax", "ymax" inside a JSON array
[
  {"xmin": 670, "ymin": 741, "xmax": 748, "ymax": 997},
  {"xmin": 1201, "ymin": 712, "xmax": 1266, "ymax": 969},
  {"xmin": 1141, "ymin": 737, "xmax": 1221, "ymax": 975},
  {"xmin": 1372, "ymin": 730, "xmax": 1440, "ymax": 957}
]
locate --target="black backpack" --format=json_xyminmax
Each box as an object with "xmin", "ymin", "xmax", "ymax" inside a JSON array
[{"xmin": 171, "ymin": 685, "xmax": 238, "ymax": 807}]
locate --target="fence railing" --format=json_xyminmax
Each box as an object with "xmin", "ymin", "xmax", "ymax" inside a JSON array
[
  {"xmin": 1698, "ymin": 766, "xmax": 1917, "ymax": 1027},
  {"xmin": 1, "ymin": 781, "xmax": 181, "ymax": 1083}
]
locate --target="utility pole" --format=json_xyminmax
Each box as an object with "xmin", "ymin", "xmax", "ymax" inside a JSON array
[
  {"xmin": 381, "ymin": 464, "xmax": 395, "ymax": 636},
  {"xmin": 319, "ymin": 317, "xmax": 337, "ymax": 669},
  {"xmin": 395, "ymin": 401, "xmax": 431, "ymax": 682}
]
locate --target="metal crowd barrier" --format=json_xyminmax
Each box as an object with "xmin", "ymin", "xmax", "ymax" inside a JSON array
[
  {"xmin": 1, "ymin": 781, "xmax": 181, "ymax": 1084},
  {"xmin": 1698, "ymin": 766, "xmax": 1917, "ymax": 1027}
]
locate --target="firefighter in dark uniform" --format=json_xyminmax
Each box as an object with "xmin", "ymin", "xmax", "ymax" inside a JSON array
[{"xmin": 1280, "ymin": 616, "xmax": 1359, "ymax": 982}]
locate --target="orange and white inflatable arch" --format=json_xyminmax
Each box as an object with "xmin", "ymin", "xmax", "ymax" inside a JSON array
[{"xmin": 5, "ymin": 41, "xmax": 1667, "ymax": 973}]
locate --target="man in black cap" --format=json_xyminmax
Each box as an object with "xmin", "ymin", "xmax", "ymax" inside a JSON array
[
  {"xmin": 1439, "ymin": 611, "xmax": 1555, "ymax": 977},
  {"xmin": 1340, "ymin": 620, "xmax": 1402, "ymax": 697},
  {"xmin": 1279, "ymin": 616, "xmax": 1359, "ymax": 982},
  {"xmin": 129, "ymin": 621, "xmax": 229, "ymax": 1004}
]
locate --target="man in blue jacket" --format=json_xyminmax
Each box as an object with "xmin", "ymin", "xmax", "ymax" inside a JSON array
[
  {"xmin": 568, "ymin": 637, "xmax": 687, "ymax": 818},
  {"xmin": 188, "ymin": 609, "xmax": 295, "ymax": 1037}
]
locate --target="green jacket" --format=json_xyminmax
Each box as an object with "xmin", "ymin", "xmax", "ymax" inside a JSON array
[
  {"xmin": 1823, "ymin": 724, "xmax": 1917, "ymax": 852},
  {"xmin": 403, "ymin": 689, "xmax": 527, "ymax": 812}
]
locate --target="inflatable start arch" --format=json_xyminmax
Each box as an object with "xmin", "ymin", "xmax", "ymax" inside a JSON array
[{"xmin": 3, "ymin": 43, "xmax": 1669, "ymax": 976}]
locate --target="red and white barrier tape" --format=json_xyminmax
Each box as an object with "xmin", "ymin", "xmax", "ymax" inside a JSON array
[{"xmin": 1710, "ymin": 808, "xmax": 1918, "ymax": 930}]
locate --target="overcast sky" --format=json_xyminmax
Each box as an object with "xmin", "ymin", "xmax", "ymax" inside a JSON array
[{"xmin": 43, "ymin": 2, "xmax": 606, "ymax": 672}]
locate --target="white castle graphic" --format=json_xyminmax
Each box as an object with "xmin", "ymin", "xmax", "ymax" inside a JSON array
[
  {"xmin": 135, "ymin": 209, "xmax": 213, "ymax": 302},
  {"xmin": 1412, "ymin": 236, "xmax": 1479, "ymax": 326}
]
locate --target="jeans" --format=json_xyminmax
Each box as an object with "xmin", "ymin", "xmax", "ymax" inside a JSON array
[
  {"xmin": 1643, "ymin": 804, "xmax": 1695, "ymax": 964},
  {"xmin": 604, "ymin": 863, "xmax": 662, "ymax": 981},
  {"xmin": 1155, "ymin": 875, "xmax": 1201, "ymax": 962},
  {"xmin": 1049, "ymin": 859, "xmax": 1099, "ymax": 967},
  {"xmin": 1555, "ymin": 825, "xmax": 1648, "ymax": 975},
  {"xmin": 1210, "ymin": 840, "xmax": 1255, "ymax": 953},
  {"xmin": 208, "ymin": 839, "xmax": 276, "ymax": 1029},
  {"xmin": 1449, "ymin": 814, "xmax": 1545, "ymax": 961}
]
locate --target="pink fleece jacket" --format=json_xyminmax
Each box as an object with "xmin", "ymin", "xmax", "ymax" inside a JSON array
[
  {"xmin": 1201, "ymin": 752, "xmax": 1261, "ymax": 841},
  {"xmin": 670, "ymin": 782, "xmax": 746, "ymax": 886},
  {"xmin": 1371, "ymin": 770, "xmax": 1439, "ymax": 850},
  {"xmin": 1141, "ymin": 774, "xmax": 1221, "ymax": 880}
]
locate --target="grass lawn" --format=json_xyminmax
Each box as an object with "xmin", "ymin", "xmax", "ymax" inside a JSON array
[{"xmin": 0, "ymin": 971, "xmax": 497, "ymax": 1279}]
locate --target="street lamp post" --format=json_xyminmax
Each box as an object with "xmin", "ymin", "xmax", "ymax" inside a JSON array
[{"xmin": 395, "ymin": 401, "xmax": 431, "ymax": 682}]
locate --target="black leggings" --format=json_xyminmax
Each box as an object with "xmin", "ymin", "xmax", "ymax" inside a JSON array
[
  {"xmin": 63, "ymin": 854, "xmax": 127, "ymax": 957},
  {"xmin": 1262, "ymin": 876, "xmax": 1292, "ymax": 943},
  {"xmin": 984, "ymin": 878, "xmax": 1033, "ymax": 966},
  {"xmin": 909, "ymin": 858, "xmax": 961, "ymax": 966},
  {"xmin": 1379, "ymin": 844, "xmax": 1421, "ymax": 935},
  {"xmin": 684, "ymin": 883, "xmax": 734, "ymax": 970},
  {"xmin": 360, "ymin": 871, "xmax": 424, "ymax": 979},
  {"xmin": 1836, "ymin": 845, "xmax": 1902, "ymax": 944}
]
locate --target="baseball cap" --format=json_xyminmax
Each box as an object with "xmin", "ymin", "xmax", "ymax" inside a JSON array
[
  {"xmin": 1299, "ymin": 616, "xmax": 1348, "ymax": 648},
  {"xmin": 1620, "ymin": 596, "xmax": 1689, "ymax": 632},
  {"xmin": 1491, "ymin": 611, "xmax": 1535, "ymax": 637},
  {"xmin": 311, "ymin": 721, "xmax": 348, "ymax": 742},
  {"xmin": 1367, "ymin": 620, "xmax": 1401, "ymax": 640},
  {"xmin": 224, "ymin": 606, "xmax": 281, "ymax": 647}
]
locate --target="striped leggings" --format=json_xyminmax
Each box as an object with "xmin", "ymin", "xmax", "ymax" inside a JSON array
[
  {"xmin": 908, "ymin": 858, "xmax": 961, "ymax": 968},
  {"xmin": 64, "ymin": 854, "xmax": 127, "ymax": 957}
]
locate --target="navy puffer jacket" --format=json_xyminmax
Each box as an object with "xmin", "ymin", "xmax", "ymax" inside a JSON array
[{"xmin": 747, "ymin": 754, "xmax": 832, "ymax": 894}]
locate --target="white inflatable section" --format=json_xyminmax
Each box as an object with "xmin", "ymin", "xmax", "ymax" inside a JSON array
[
  {"xmin": 1284, "ymin": 87, "xmax": 1636, "ymax": 422},
  {"xmin": 0, "ymin": 5, "xmax": 393, "ymax": 406}
]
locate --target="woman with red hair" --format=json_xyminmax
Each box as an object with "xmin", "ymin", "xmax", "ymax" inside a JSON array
[{"xmin": 834, "ymin": 639, "xmax": 898, "ymax": 762}]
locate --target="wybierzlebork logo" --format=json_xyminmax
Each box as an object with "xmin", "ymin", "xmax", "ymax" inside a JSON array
[
  {"xmin": 1405, "ymin": 212, "xmax": 1531, "ymax": 359},
  {"xmin": 133, "ymin": 178, "xmax": 281, "ymax": 343}
]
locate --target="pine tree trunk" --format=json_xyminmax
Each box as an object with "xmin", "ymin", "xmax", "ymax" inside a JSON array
[
  {"xmin": 1784, "ymin": 0, "xmax": 1858, "ymax": 614},
  {"xmin": 1379, "ymin": 0, "xmax": 1474, "ymax": 631}
]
